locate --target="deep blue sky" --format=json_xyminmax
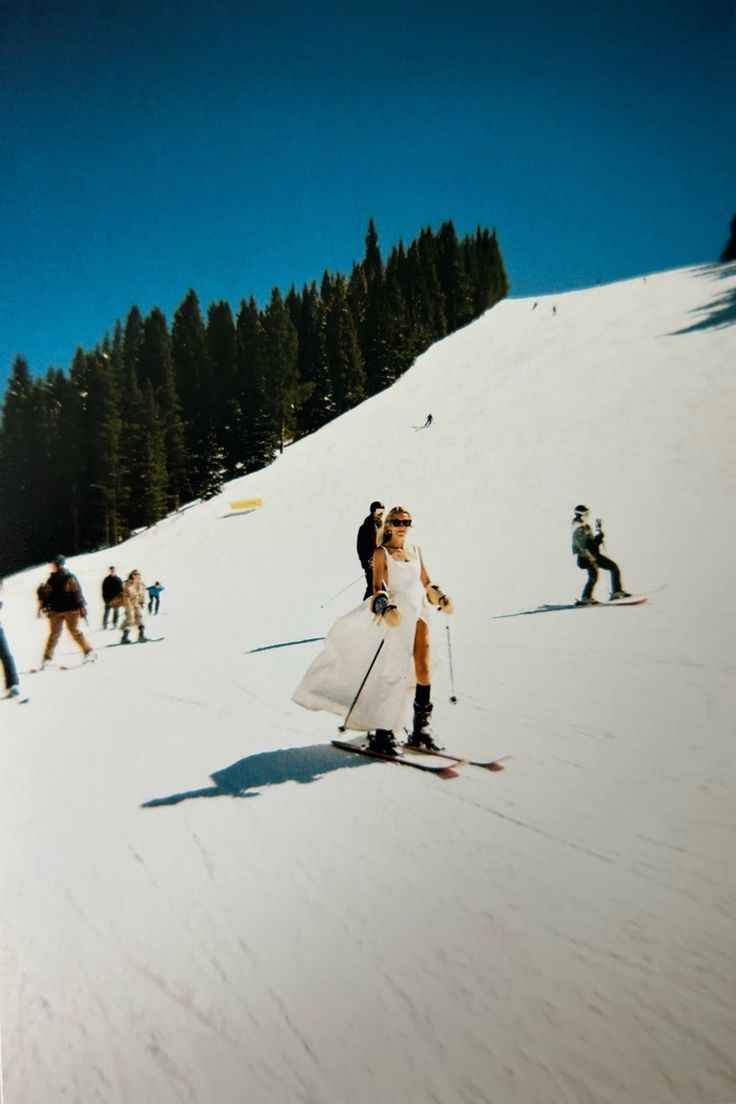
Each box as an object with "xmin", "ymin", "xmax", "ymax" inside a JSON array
[{"xmin": 1, "ymin": 0, "xmax": 734, "ymax": 388}]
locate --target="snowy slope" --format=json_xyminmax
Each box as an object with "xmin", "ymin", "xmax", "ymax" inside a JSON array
[{"xmin": 1, "ymin": 263, "xmax": 735, "ymax": 1104}]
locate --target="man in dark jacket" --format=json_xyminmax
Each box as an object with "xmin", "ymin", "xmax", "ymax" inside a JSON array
[
  {"xmin": 356, "ymin": 501, "xmax": 385, "ymax": 599},
  {"xmin": 40, "ymin": 555, "xmax": 96, "ymax": 666},
  {"xmin": 102, "ymin": 566, "xmax": 124, "ymax": 629},
  {"xmin": 571, "ymin": 506, "xmax": 630, "ymax": 604}
]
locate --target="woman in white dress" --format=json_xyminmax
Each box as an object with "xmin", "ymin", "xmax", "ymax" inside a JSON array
[{"xmin": 292, "ymin": 506, "xmax": 452, "ymax": 755}]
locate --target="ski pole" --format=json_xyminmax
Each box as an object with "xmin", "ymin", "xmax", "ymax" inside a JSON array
[
  {"xmin": 320, "ymin": 574, "xmax": 364, "ymax": 608},
  {"xmin": 339, "ymin": 638, "xmax": 385, "ymax": 731},
  {"xmin": 446, "ymin": 623, "xmax": 457, "ymax": 703}
]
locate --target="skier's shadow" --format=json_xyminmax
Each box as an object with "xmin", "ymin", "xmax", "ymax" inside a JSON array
[{"xmin": 142, "ymin": 743, "xmax": 367, "ymax": 807}]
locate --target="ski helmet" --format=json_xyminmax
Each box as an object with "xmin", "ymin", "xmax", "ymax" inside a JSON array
[{"xmin": 573, "ymin": 505, "xmax": 589, "ymax": 516}]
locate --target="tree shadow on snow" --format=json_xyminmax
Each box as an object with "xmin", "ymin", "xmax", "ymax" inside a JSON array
[
  {"xmin": 142, "ymin": 743, "xmax": 368, "ymax": 807},
  {"xmin": 669, "ymin": 265, "xmax": 736, "ymax": 334}
]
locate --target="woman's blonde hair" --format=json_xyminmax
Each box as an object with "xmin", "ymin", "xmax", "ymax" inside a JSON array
[{"xmin": 378, "ymin": 505, "xmax": 412, "ymax": 546}]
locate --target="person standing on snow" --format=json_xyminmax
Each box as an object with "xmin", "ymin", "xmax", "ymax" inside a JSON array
[
  {"xmin": 147, "ymin": 581, "xmax": 165, "ymax": 615},
  {"xmin": 294, "ymin": 505, "xmax": 453, "ymax": 757},
  {"xmin": 356, "ymin": 500, "xmax": 384, "ymax": 600},
  {"xmin": 572, "ymin": 505, "xmax": 630, "ymax": 605},
  {"xmin": 39, "ymin": 555, "xmax": 96, "ymax": 667},
  {"xmin": 120, "ymin": 570, "xmax": 148, "ymax": 643},
  {"xmin": 0, "ymin": 579, "xmax": 21, "ymax": 699},
  {"xmin": 102, "ymin": 566, "xmax": 124, "ymax": 629}
]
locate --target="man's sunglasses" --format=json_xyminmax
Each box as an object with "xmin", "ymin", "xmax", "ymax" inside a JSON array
[{"xmin": 390, "ymin": 519, "xmax": 412, "ymax": 527}]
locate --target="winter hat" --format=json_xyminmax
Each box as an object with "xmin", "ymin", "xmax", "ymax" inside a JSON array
[
  {"xmin": 50, "ymin": 554, "xmax": 66, "ymax": 567},
  {"xmin": 370, "ymin": 501, "xmax": 385, "ymax": 512},
  {"xmin": 573, "ymin": 505, "xmax": 589, "ymax": 516}
]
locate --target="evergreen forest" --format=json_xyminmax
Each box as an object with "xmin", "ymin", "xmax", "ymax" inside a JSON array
[{"xmin": 0, "ymin": 220, "xmax": 509, "ymax": 575}]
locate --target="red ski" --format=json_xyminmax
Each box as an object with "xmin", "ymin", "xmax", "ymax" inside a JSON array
[
  {"xmin": 400, "ymin": 742, "xmax": 506, "ymax": 771},
  {"xmin": 332, "ymin": 737, "xmax": 463, "ymax": 777}
]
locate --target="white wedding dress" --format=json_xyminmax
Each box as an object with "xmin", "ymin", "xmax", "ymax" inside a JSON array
[{"xmin": 293, "ymin": 546, "xmax": 430, "ymax": 732}]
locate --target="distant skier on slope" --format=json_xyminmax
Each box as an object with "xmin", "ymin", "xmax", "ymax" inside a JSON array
[
  {"xmin": 147, "ymin": 581, "xmax": 165, "ymax": 615},
  {"xmin": 294, "ymin": 505, "xmax": 453, "ymax": 757},
  {"xmin": 571, "ymin": 506, "xmax": 631, "ymax": 605}
]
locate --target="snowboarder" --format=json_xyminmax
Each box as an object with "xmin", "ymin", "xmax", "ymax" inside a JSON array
[
  {"xmin": 356, "ymin": 500, "xmax": 385, "ymax": 600},
  {"xmin": 294, "ymin": 505, "xmax": 453, "ymax": 756},
  {"xmin": 571, "ymin": 506, "xmax": 630, "ymax": 605},
  {"xmin": 0, "ymin": 579, "xmax": 21, "ymax": 699},
  {"xmin": 39, "ymin": 555, "xmax": 96, "ymax": 666},
  {"xmin": 102, "ymin": 566, "xmax": 124, "ymax": 629},
  {"xmin": 120, "ymin": 570, "xmax": 148, "ymax": 643},
  {"xmin": 147, "ymin": 581, "xmax": 165, "ymax": 615},
  {"xmin": 422, "ymin": 413, "xmax": 433, "ymax": 428}
]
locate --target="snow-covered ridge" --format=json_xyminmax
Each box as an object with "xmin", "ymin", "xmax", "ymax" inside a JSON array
[{"xmin": 2, "ymin": 263, "xmax": 735, "ymax": 1104}]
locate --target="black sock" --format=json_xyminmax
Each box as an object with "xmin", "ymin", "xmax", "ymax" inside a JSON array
[{"xmin": 415, "ymin": 683, "xmax": 431, "ymax": 707}]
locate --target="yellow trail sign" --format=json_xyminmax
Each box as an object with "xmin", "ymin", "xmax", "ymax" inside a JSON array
[{"xmin": 229, "ymin": 497, "xmax": 263, "ymax": 511}]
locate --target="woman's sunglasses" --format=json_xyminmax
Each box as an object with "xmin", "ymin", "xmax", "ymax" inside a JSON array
[{"xmin": 390, "ymin": 519, "xmax": 412, "ymax": 527}]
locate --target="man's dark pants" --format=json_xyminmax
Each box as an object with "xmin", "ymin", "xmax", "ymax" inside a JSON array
[
  {"xmin": 0, "ymin": 625, "xmax": 19, "ymax": 689},
  {"xmin": 578, "ymin": 554, "xmax": 623, "ymax": 600}
]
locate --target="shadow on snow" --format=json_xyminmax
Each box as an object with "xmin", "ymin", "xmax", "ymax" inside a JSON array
[
  {"xmin": 142, "ymin": 743, "xmax": 368, "ymax": 807},
  {"xmin": 669, "ymin": 266, "xmax": 736, "ymax": 334}
]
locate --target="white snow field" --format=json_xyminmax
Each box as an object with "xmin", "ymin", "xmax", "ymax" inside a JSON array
[{"xmin": 1, "ymin": 263, "xmax": 735, "ymax": 1104}]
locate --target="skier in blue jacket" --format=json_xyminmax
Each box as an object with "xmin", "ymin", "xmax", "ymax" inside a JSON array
[{"xmin": 147, "ymin": 581, "xmax": 165, "ymax": 615}]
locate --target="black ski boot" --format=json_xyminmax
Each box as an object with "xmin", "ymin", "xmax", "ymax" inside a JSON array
[
  {"xmin": 121, "ymin": 629, "xmax": 131, "ymax": 644},
  {"xmin": 138, "ymin": 626, "xmax": 147, "ymax": 643},
  {"xmin": 368, "ymin": 729, "xmax": 399, "ymax": 756},
  {"xmin": 405, "ymin": 701, "xmax": 443, "ymax": 751}
]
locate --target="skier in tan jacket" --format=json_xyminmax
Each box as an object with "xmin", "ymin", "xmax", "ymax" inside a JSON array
[{"xmin": 120, "ymin": 570, "xmax": 148, "ymax": 643}]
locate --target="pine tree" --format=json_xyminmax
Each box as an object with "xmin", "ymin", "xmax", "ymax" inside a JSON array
[
  {"xmin": 206, "ymin": 300, "xmax": 238, "ymax": 473},
  {"xmin": 436, "ymin": 220, "xmax": 474, "ymax": 331},
  {"xmin": 0, "ymin": 358, "xmax": 36, "ymax": 571},
  {"xmin": 140, "ymin": 307, "xmax": 186, "ymax": 506},
  {"xmin": 325, "ymin": 275, "xmax": 365, "ymax": 414},
  {"xmin": 236, "ymin": 296, "xmax": 276, "ymax": 471},
  {"xmin": 404, "ymin": 232, "xmax": 447, "ymax": 353},
  {"xmin": 296, "ymin": 282, "xmax": 334, "ymax": 435},
  {"xmin": 84, "ymin": 348, "xmax": 124, "ymax": 548},
  {"xmin": 42, "ymin": 368, "xmax": 78, "ymax": 555},
  {"xmin": 359, "ymin": 219, "xmax": 385, "ymax": 395},
  {"xmin": 373, "ymin": 245, "xmax": 413, "ymax": 386},
  {"xmin": 139, "ymin": 382, "xmax": 169, "ymax": 527},
  {"xmin": 113, "ymin": 320, "xmax": 143, "ymax": 531},
  {"xmin": 262, "ymin": 287, "xmax": 301, "ymax": 452},
  {"xmin": 171, "ymin": 290, "xmax": 215, "ymax": 500},
  {"xmin": 123, "ymin": 306, "xmax": 144, "ymax": 384},
  {"xmin": 57, "ymin": 363, "xmax": 87, "ymax": 551}
]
